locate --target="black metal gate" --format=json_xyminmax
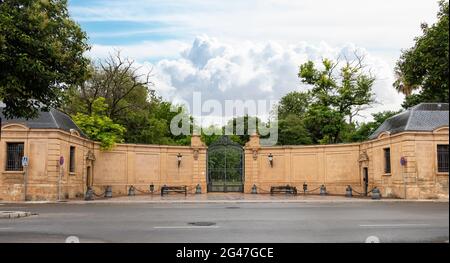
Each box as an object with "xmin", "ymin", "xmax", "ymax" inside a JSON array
[{"xmin": 207, "ymin": 136, "xmax": 244, "ymax": 192}]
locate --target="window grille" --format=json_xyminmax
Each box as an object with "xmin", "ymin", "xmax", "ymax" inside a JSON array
[
  {"xmin": 384, "ymin": 148, "xmax": 391, "ymax": 174},
  {"xmin": 6, "ymin": 143, "xmax": 24, "ymax": 171},
  {"xmin": 437, "ymin": 145, "xmax": 449, "ymax": 173},
  {"xmin": 69, "ymin": 146, "xmax": 76, "ymax": 173}
]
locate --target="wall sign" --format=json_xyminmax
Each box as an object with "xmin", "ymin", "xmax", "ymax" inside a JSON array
[
  {"xmin": 400, "ymin": 156, "xmax": 407, "ymax": 166},
  {"xmin": 21, "ymin": 156, "xmax": 29, "ymax": 167}
]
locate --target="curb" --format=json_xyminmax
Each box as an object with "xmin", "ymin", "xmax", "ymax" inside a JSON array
[
  {"xmin": 1, "ymin": 198, "xmax": 448, "ymax": 205},
  {"xmin": 0, "ymin": 211, "xmax": 32, "ymax": 219},
  {"xmin": 5, "ymin": 200, "xmax": 449, "ymax": 205},
  {"xmin": 69, "ymin": 199, "xmax": 450, "ymax": 204}
]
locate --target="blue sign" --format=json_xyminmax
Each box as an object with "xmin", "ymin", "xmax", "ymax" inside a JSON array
[{"xmin": 400, "ymin": 157, "xmax": 407, "ymax": 166}]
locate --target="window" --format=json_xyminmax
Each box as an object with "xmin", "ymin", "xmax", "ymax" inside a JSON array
[
  {"xmin": 69, "ymin": 146, "xmax": 76, "ymax": 173},
  {"xmin": 384, "ymin": 148, "xmax": 391, "ymax": 174},
  {"xmin": 6, "ymin": 143, "xmax": 24, "ymax": 171},
  {"xmin": 437, "ymin": 145, "xmax": 449, "ymax": 173}
]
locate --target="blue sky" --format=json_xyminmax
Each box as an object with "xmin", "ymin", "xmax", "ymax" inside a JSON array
[{"xmin": 67, "ymin": 0, "xmax": 440, "ymax": 124}]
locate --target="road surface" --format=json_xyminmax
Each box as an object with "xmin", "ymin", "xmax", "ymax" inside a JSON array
[{"xmin": 0, "ymin": 201, "xmax": 448, "ymax": 243}]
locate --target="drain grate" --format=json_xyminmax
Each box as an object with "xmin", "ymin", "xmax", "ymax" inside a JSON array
[
  {"xmin": 225, "ymin": 206, "xmax": 240, "ymax": 209},
  {"xmin": 188, "ymin": 222, "xmax": 216, "ymax": 226}
]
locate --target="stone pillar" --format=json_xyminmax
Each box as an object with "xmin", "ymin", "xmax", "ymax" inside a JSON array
[
  {"xmin": 244, "ymin": 133, "xmax": 260, "ymax": 193},
  {"xmin": 191, "ymin": 134, "xmax": 207, "ymax": 192}
]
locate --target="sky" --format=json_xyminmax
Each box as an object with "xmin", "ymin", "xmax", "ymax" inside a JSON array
[{"xmin": 67, "ymin": 0, "xmax": 440, "ymax": 125}]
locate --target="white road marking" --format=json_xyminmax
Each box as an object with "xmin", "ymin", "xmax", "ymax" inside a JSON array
[
  {"xmin": 153, "ymin": 226, "xmax": 220, "ymax": 229},
  {"xmin": 0, "ymin": 228, "xmax": 13, "ymax": 230},
  {"xmin": 359, "ymin": 224, "xmax": 431, "ymax": 227}
]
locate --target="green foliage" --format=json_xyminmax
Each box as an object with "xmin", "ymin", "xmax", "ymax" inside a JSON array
[
  {"xmin": 394, "ymin": 0, "xmax": 449, "ymax": 108},
  {"xmin": 224, "ymin": 115, "xmax": 263, "ymax": 146},
  {"xmin": 201, "ymin": 126, "xmax": 223, "ymax": 146},
  {"xmin": 277, "ymin": 91, "xmax": 310, "ymax": 119},
  {"xmin": 72, "ymin": 97, "xmax": 126, "ymax": 150},
  {"xmin": 277, "ymin": 114, "xmax": 313, "ymax": 145},
  {"xmin": 346, "ymin": 111, "xmax": 401, "ymax": 142},
  {"xmin": 0, "ymin": 0, "xmax": 90, "ymax": 119},
  {"xmin": 63, "ymin": 53, "xmax": 192, "ymax": 146},
  {"xmin": 274, "ymin": 56, "xmax": 375, "ymax": 145}
]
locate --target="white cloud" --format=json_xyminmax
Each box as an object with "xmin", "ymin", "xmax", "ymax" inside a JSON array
[
  {"xmin": 71, "ymin": 0, "xmax": 439, "ymax": 65},
  {"xmin": 145, "ymin": 36, "xmax": 403, "ymax": 125}
]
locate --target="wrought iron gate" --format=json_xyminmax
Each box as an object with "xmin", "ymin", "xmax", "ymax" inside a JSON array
[{"xmin": 207, "ymin": 136, "xmax": 244, "ymax": 192}]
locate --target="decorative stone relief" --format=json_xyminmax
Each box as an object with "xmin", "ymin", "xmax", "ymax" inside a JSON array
[
  {"xmin": 193, "ymin": 149, "xmax": 199, "ymax": 160},
  {"xmin": 252, "ymin": 149, "xmax": 258, "ymax": 160}
]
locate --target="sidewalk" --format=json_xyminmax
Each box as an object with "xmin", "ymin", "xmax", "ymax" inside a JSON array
[
  {"xmin": 0, "ymin": 211, "xmax": 32, "ymax": 219},
  {"xmin": 2, "ymin": 193, "xmax": 448, "ymax": 204}
]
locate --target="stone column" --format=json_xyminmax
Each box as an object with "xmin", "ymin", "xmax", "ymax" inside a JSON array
[
  {"xmin": 244, "ymin": 133, "xmax": 260, "ymax": 193},
  {"xmin": 191, "ymin": 134, "xmax": 207, "ymax": 192}
]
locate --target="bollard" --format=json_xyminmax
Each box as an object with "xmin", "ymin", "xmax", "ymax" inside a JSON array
[
  {"xmin": 346, "ymin": 185, "xmax": 352, "ymax": 197},
  {"xmin": 104, "ymin": 185, "xmax": 113, "ymax": 198},
  {"xmin": 128, "ymin": 186, "xmax": 135, "ymax": 196},
  {"xmin": 320, "ymin": 185, "xmax": 327, "ymax": 196},
  {"xmin": 251, "ymin": 184, "xmax": 258, "ymax": 194},
  {"xmin": 149, "ymin": 184, "xmax": 155, "ymax": 194},
  {"xmin": 303, "ymin": 182, "xmax": 308, "ymax": 194},
  {"xmin": 371, "ymin": 187, "xmax": 381, "ymax": 200},
  {"xmin": 195, "ymin": 184, "xmax": 202, "ymax": 194},
  {"xmin": 85, "ymin": 187, "xmax": 94, "ymax": 201},
  {"xmin": 161, "ymin": 184, "xmax": 167, "ymax": 196}
]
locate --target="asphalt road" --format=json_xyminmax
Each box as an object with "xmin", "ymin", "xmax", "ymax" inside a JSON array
[{"xmin": 0, "ymin": 202, "xmax": 448, "ymax": 243}]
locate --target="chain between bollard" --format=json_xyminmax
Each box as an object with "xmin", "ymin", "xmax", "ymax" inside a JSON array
[
  {"xmin": 92, "ymin": 191, "xmax": 106, "ymax": 197},
  {"xmin": 346, "ymin": 186, "xmax": 379, "ymax": 196},
  {"xmin": 133, "ymin": 186, "xmax": 161, "ymax": 195},
  {"xmin": 304, "ymin": 186, "xmax": 322, "ymax": 193},
  {"xmin": 255, "ymin": 186, "xmax": 272, "ymax": 194}
]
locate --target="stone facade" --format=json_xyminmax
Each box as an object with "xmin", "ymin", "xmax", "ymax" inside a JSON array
[
  {"xmin": 0, "ymin": 121, "xmax": 448, "ymax": 201},
  {"xmin": 245, "ymin": 127, "xmax": 449, "ymax": 199}
]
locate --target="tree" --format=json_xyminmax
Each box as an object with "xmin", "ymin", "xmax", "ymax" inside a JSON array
[
  {"xmin": 347, "ymin": 110, "xmax": 401, "ymax": 142},
  {"xmin": 394, "ymin": 0, "xmax": 449, "ymax": 108},
  {"xmin": 297, "ymin": 55, "xmax": 375, "ymax": 143},
  {"xmin": 277, "ymin": 91, "xmax": 310, "ymax": 119},
  {"xmin": 277, "ymin": 114, "xmax": 313, "ymax": 145},
  {"xmin": 224, "ymin": 115, "xmax": 263, "ymax": 145},
  {"xmin": 393, "ymin": 69, "xmax": 418, "ymax": 96},
  {"xmin": 64, "ymin": 51, "xmax": 152, "ymax": 119},
  {"xmin": 72, "ymin": 97, "xmax": 126, "ymax": 150},
  {"xmin": 63, "ymin": 51, "xmax": 194, "ymax": 146},
  {"xmin": 0, "ymin": 0, "xmax": 90, "ymax": 119}
]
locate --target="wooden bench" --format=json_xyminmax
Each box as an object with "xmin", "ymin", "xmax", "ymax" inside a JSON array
[
  {"xmin": 161, "ymin": 185, "xmax": 187, "ymax": 196},
  {"xmin": 270, "ymin": 185, "xmax": 298, "ymax": 195}
]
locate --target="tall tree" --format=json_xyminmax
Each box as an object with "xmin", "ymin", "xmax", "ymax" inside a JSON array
[
  {"xmin": 394, "ymin": 0, "xmax": 449, "ymax": 108},
  {"xmin": 64, "ymin": 52, "xmax": 193, "ymax": 146},
  {"xmin": 298, "ymin": 55, "xmax": 375, "ymax": 143},
  {"xmin": 64, "ymin": 51, "xmax": 152, "ymax": 119},
  {"xmin": 277, "ymin": 91, "xmax": 310, "ymax": 119},
  {"xmin": 0, "ymin": 0, "xmax": 90, "ymax": 119},
  {"xmin": 277, "ymin": 114, "xmax": 313, "ymax": 145}
]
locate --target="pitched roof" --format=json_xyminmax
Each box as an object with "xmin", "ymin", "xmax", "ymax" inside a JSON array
[
  {"xmin": 0, "ymin": 106, "xmax": 87, "ymax": 138},
  {"xmin": 369, "ymin": 103, "xmax": 449, "ymax": 139}
]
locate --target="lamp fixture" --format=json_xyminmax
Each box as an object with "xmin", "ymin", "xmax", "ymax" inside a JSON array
[
  {"xmin": 268, "ymin": 153, "xmax": 274, "ymax": 167},
  {"xmin": 177, "ymin": 153, "xmax": 183, "ymax": 167}
]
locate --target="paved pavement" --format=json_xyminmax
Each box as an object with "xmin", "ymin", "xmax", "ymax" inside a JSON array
[
  {"xmin": 2, "ymin": 193, "xmax": 449, "ymax": 204},
  {"xmin": 0, "ymin": 201, "xmax": 448, "ymax": 243}
]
